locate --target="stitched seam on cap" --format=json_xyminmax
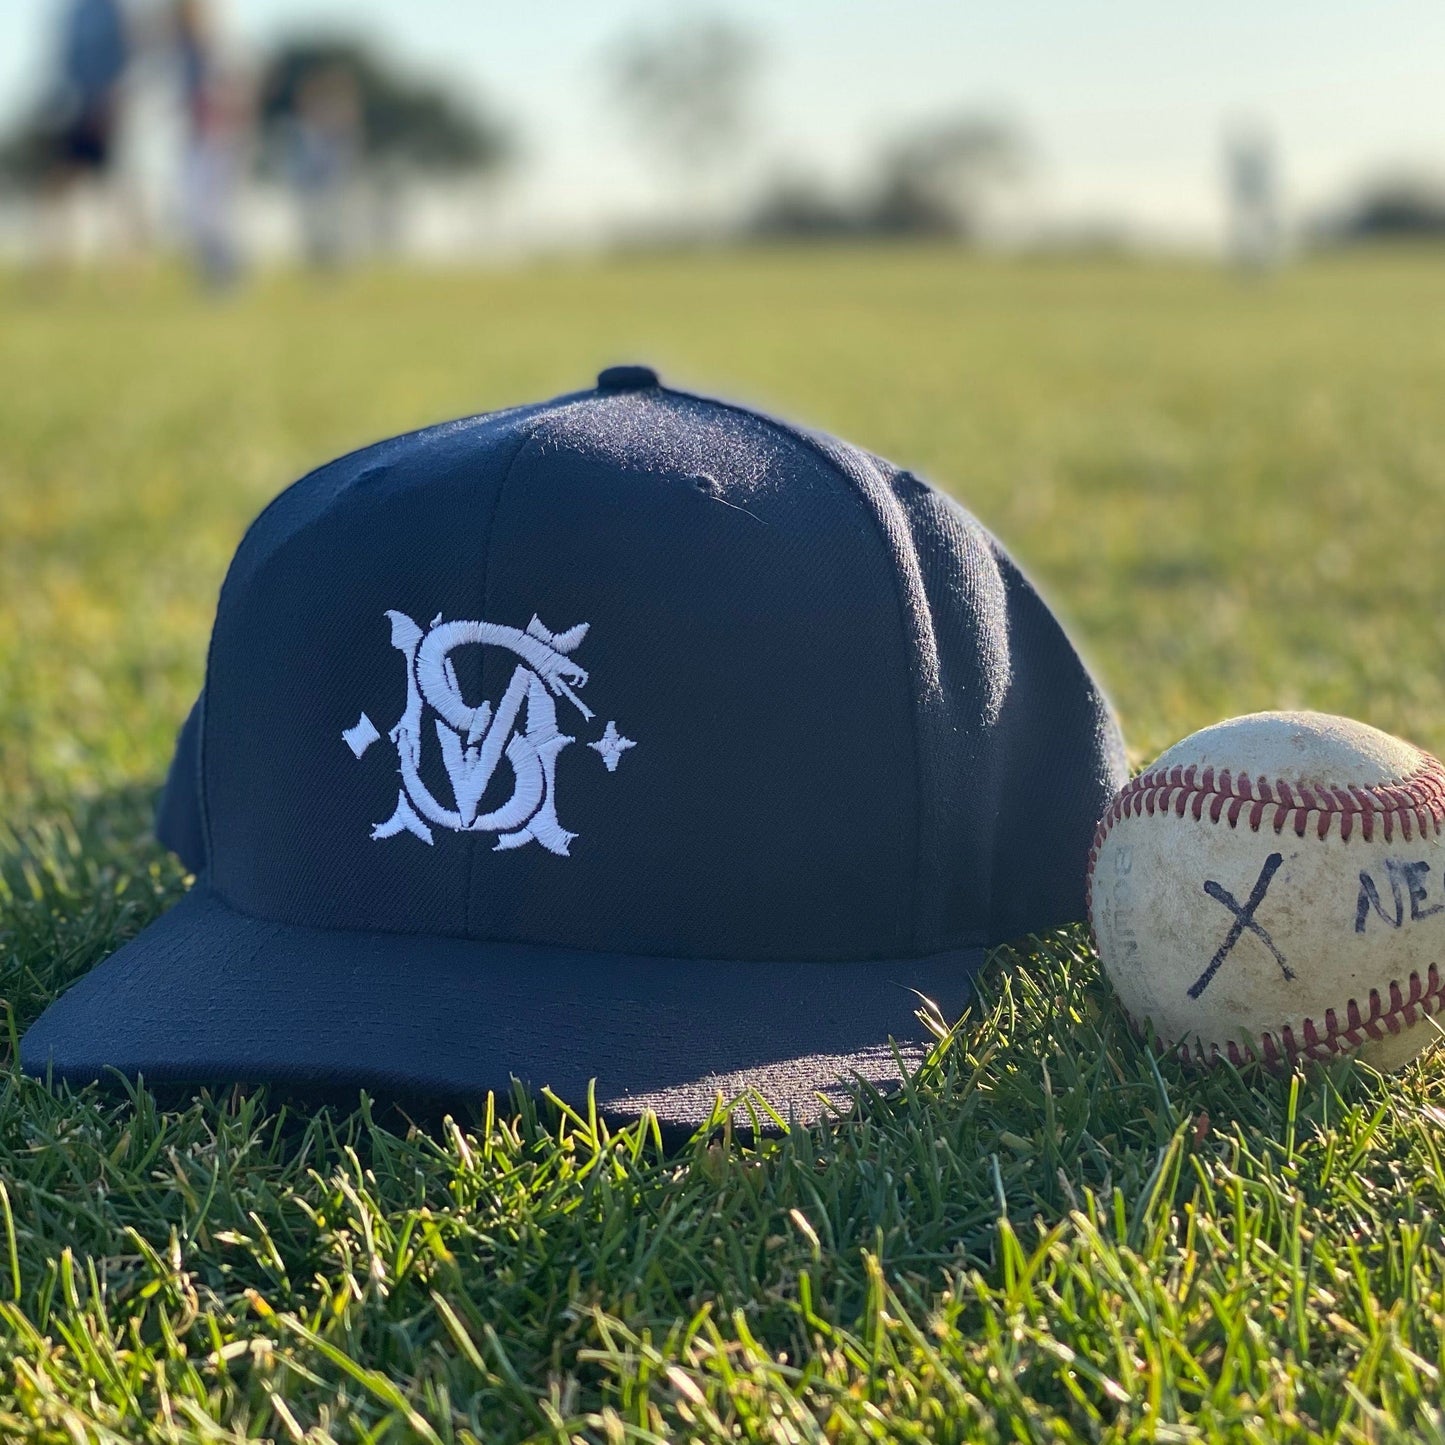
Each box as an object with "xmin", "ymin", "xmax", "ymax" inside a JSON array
[
  {"xmin": 465, "ymin": 417, "xmax": 551, "ymax": 936},
  {"xmin": 876, "ymin": 463, "xmax": 950, "ymax": 952},
  {"xmin": 836, "ymin": 454, "xmax": 931, "ymax": 957},
  {"xmin": 660, "ymin": 387, "xmax": 933, "ymax": 957}
]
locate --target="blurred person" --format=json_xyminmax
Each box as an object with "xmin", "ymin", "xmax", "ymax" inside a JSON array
[
  {"xmin": 41, "ymin": 0, "xmax": 133, "ymax": 264},
  {"xmin": 173, "ymin": 0, "xmax": 251, "ymax": 289},
  {"xmin": 285, "ymin": 63, "xmax": 362, "ymax": 268},
  {"xmin": 1225, "ymin": 122, "xmax": 1283, "ymax": 273}
]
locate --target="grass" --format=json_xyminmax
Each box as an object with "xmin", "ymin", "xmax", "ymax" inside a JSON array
[{"xmin": 4, "ymin": 248, "xmax": 1445, "ymax": 1440}]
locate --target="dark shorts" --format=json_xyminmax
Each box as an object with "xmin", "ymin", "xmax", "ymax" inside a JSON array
[{"xmin": 55, "ymin": 111, "xmax": 115, "ymax": 172}]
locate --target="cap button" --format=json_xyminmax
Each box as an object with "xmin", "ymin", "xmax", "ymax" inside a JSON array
[{"xmin": 596, "ymin": 364, "xmax": 659, "ymax": 392}]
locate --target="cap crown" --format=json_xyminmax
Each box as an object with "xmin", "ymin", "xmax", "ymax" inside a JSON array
[{"xmin": 182, "ymin": 381, "xmax": 1124, "ymax": 963}]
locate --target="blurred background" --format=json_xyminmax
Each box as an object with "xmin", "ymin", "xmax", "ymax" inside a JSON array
[
  {"xmin": 4, "ymin": 0, "xmax": 1445, "ymax": 271},
  {"xmin": 5, "ymin": 0, "xmax": 1445, "ymax": 819}
]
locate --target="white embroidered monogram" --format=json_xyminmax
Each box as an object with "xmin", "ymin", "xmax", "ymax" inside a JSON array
[{"xmin": 345, "ymin": 610, "xmax": 635, "ymax": 855}]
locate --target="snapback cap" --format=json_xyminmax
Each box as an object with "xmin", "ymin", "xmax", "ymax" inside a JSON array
[{"xmin": 23, "ymin": 367, "xmax": 1126, "ymax": 1128}]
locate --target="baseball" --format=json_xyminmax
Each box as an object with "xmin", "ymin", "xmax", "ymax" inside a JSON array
[{"xmin": 1087, "ymin": 711, "xmax": 1445, "ymax": 1071}]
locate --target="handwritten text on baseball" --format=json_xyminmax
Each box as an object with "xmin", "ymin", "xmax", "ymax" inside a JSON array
[{"xmin": 1356, "ymin": 859, "xmax": 1445, "ymax": 933}]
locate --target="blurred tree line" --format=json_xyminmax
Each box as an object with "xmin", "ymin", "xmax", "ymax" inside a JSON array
[
  {"xmin": 748, "ymin": 117, "xmax": 1027, "ymax": 242},
  {"xmin": 0, "ymin": 11, "xmax": 1028, "ymax": 246},
  {"xmin": 0, "ymin": 32, "xmax": 510, "ymax": 189},
  {"xmin": 1316, "ymin": 175, "xmax": 1445, "ymax": 242},
  {"xmin": 603, "ymin": 15, "xmax": 1027, "ymax": 241},
  {"xmin": 254, "ymin": 39, "xmax": 509, "ymax": 178},
  {"xmin": 6, "ymin": 8, "xmax": 1439, "ymax": 252}
]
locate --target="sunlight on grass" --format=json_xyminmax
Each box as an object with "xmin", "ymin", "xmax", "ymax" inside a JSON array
[{"xmin": 3, "ymin": 251, "xmax": 1445, "ymax": 1441}]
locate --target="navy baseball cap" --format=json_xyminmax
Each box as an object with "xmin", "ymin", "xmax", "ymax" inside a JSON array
[{"xmin": 22, "ymin": 367, "xmax": 1125, "ymax": 1128}]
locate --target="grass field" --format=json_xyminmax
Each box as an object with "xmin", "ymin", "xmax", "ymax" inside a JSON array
[{"xmin": 4, "ymin": 249, "xmax": 1445, "ymax": 1441}]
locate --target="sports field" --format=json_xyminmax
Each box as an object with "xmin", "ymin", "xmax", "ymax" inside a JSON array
[{"xmin": 4, "ymin": 249, "xmax": 1445, "ymax": 1441}]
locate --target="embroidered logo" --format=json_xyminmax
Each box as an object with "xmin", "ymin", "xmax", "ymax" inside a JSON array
[{"xmin": 343, "ymin": 610, "xmax": 634, "ymax": 855}]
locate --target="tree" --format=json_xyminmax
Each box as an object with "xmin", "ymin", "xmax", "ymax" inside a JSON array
[
  {"xmin": 743, "ymin": 116, "xmax": 1030, "ymax": 245},
  {"xmin": 0, "ymin": 35, "xmax": 514, "ymax": 193},
  {"xmin": 869, "ymin": 115, "xmax": 1027, "ymax": 239},
  {"xmin": 747, "ymin": 172, "xmax": 862, "ymax": 241},
  {"xmin": 1323, "ymin": 175, "xmax": 1445, "ymax": 243},
  {"xmin": 257, "ymin": 38, "xmax": 512, "ymax": 176},
  {"xmin": 606, "ymin": 16, "xmax": 761, "ymax": 179}
]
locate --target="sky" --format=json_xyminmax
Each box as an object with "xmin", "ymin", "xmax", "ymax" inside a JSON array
[{"xmin": 3, "ymin": 0, "xmax": 1444, "ymax": 244}]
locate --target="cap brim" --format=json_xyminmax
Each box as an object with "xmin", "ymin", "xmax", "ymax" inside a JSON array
[{"xmin": 20, "ymin": 885, "xmax": 981, "ymax": 1131}]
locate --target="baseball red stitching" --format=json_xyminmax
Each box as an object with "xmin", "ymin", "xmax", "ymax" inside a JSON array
[
  {"xmin": 1085, "ymin": 753, "xmax": 1445, "ymax": 1067},
  {"xmin": 1095, "ymin": 756, "xmax": 1445, "ymax": 852},
  {"xmin": 1122, "ymin": 962, "xmax": 1445, "ymax": 1068}
]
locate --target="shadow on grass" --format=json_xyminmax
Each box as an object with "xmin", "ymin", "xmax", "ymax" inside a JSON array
[{"xmin": 2, "ymin": 778, "xmax": 1417, "ymax": 1243}]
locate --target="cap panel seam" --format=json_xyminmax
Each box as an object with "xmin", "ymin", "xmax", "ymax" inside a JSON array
[
  {"xmin": 464, "ymin": 416, "xmax": 551, "ymax": 936},
  {"xmin": 658, "ymin": 387, "xmax": 932, "ymax": 957}
]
